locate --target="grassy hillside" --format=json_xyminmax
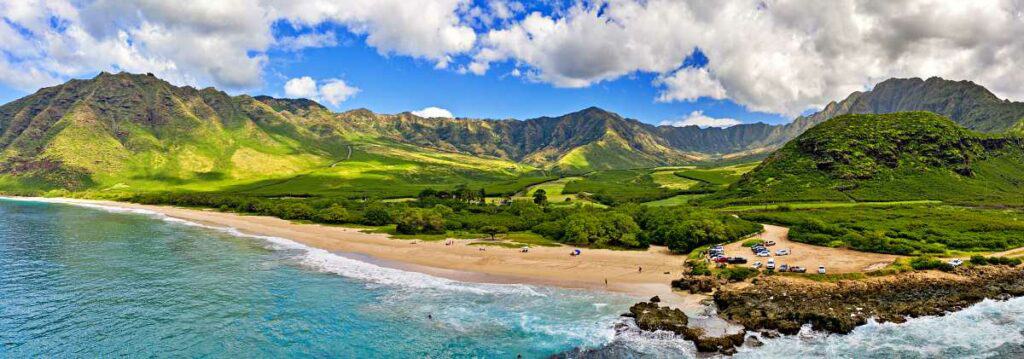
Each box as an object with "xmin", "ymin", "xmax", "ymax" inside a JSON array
[
  {"xmin": 708, "ymin": 112, "xmax": 1024, "ymax": 206},
  {"xmin": 0, "ymin": 73, "xmax": 545, "ymax": 198}
]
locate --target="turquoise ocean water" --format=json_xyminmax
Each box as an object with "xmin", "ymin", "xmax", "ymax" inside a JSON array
[{"xmin": 2, "ymin": 198, "xmax": 1024, "ymax": 358}]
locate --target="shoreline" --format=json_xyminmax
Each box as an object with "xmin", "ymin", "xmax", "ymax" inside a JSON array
[{"xmin": 4, "ymin": 197, "xmax": 703, "ymax": 309}]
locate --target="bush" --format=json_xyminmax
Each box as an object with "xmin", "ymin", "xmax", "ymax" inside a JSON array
[
  {"xmin": 318, "ymin": 204, "xmax": 350, "ymax": 223},
  {"xmin": 361, "ymin": 203, "xmax": 393, "ymax": 226},
  {"xmin": 741, "ymin": 239, "xmax": 763, "ymax": 247},
  {"xmin": 970, "ymin": 255, "xmax": 1022, "ymax": 266},
  {"xmin": 718, "ymin": 266, "xmax": 758, "ymax": 282},
  {"xmin": 395, "ymin": 208, "xmax": 445, "ymax": 234},
  {"xmin": 909, "ymin": 256, "xmax": 953, "ymax": 271},
  {"xmin": 689, "ymin": 261, "xmax": 711, "ymax": 276}
]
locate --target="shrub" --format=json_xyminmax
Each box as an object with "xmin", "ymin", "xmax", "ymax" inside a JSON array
[
  {"xmin": 741, "ymin": 238, "xmax": 764, "ymax": 247},
  {"xmin": 718, "ymin": 266, "xmax": 758, "ymax": 282},
  {"xmin": 909, "ymin": 256, "xmax": 953, "ymax": 271},
  {"xmin": 318, "ymin": 204, "xmax": 350, "ymax": 223},
  {"xmin": 361, "ymin": 203, "xmax": 393, "ymax": 226},
  {"xmin": 395, "ymin": 208, "xmax": 445, "ymax": 234},
  {"xmin": 689, "ymin": 261, "xmax": 711, "ymax": 276}
]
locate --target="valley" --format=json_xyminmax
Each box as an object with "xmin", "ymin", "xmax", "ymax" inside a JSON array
[{"xmin": 5, "ymin": 73, "xmax": 1024, "ymax": 355}]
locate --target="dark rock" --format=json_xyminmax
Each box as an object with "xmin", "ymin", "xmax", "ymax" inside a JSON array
[
  {"xmin": 626, "ymin": 301, "xmax": 745, "ymax": 354},
  {"xmin": 745, "ymin": 335, "xmax": 764, "ymax": 347},
  {"xmin": 671, "ymin": 275, "xmax": 719, "ymax": 294},
  {"xmin": 714, "ymin": 266, "xmax": 1024, "ymax": 335},
  {"xmin": 649, "ymin": 296, "xmax": 661, "ymax": 303}
]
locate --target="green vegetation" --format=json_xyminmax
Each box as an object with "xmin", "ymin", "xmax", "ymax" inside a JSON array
[
  {"xmin": 717, "ymin": 266, "xmax": 759, "ymax": 282},
  {"xmin": 562, "ymin": 169, "xmax": 689, "ymax": 205},
  {"xmin": 969, "ymin": 255, "xmax": 1022, "ymax": 266},
  {"xmin": 641, "ymin": 193, "xmax": 706, "ymax": 207},
  {"xmin": 118, "ymin": 188, "xmax": 760, "ymax": 251},
  {"xmin": 909, "ymin": 256, "xmax": 954, "ymax": 271},
  {"xmin": 741, "ymin": 205, "xmax": 1024, "ymax": 255},
  {"xmin": 741, "ymin": 239, "xmax": 763, "ymax": 247},
  {"xmin": 709, "ymin": 112, "xmax": 1024, "ymax": 207}
]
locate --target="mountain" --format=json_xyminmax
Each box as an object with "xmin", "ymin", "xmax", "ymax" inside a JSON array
[
  {"xmin": 4, "ymin": 72, "xmax": 1024, "ymax": 195},
  {"xmin": 708, "ymin": 112, "xmax": 1024, "ymax": 206},
  {"xmin": 0, "ymin": 72, "xmax": 538, "ymax": 194}
]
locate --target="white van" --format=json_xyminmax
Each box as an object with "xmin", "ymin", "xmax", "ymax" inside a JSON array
[{"xmin": 766, "ymin": 259, "xmax": 776, "ymax": 270}]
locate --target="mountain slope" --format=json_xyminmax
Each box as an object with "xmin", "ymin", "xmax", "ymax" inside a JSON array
[
  {"xmin": 0, "ymin": 72, "xmax": 538, "ymax": 195},
  {"xmin": 708, "ymin": 112, "xmax": 1024, "ymax": 206}
]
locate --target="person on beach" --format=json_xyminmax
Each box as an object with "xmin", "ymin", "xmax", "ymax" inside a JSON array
[{"xmin": 638, "ymin": 266, "xmax": 642, "ymax": 273}]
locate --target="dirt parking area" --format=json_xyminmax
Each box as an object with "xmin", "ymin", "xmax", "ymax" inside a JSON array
[{"xmin": 720, "ymin": 224, "xmax": 899, "ymax": 273}]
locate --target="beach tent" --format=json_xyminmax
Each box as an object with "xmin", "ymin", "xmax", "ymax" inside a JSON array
[{"xmin": 573, "ymin": 249, "xmax": 581, "ymax": 256}]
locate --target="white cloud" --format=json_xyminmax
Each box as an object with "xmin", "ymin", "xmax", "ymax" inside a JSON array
[
  {"xmin": 277, "ymin": 31, "xmax": 338, "ymax": 51},
  {"xmin": 412, "ymin": 106, "xmax": 454, "ymax": 118},
  {"xmin": 318, "ymin": 79, "xmax": 360, "ymax": 106},
  {"xmin": 0, "ymin": 0, "xmax": 477, "ymax": 92},
  {"xmin": 284, "ymin": 76, "xmax": 319, "ymax": 98},
  {"xmin": 660, "ymin": 111, "xmax": 741, "ymax": 128},
  {"xmin": 655, "ymin": 67, "xmax": 727, "ymax": 103},
  {"xmin": 472, "ymin": 0, "xmax": 1024, "ymax": 116},
  {"xmin": 5, "ymin": 0, "xmax": 1024, "ymax": 119},
  {"xmin": 284, "ymin": 76, "xmax": 359, "ymax": 106}
]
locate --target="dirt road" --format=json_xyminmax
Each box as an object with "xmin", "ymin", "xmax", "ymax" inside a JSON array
[{"xmin": 721, "ymin": 224, "xmax": 899, "ymax": 273}]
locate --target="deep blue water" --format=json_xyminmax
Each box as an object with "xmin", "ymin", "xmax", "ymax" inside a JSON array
[{"xmin": 4, "ymin": 198, "xmax": 1024, "ymax": 358}]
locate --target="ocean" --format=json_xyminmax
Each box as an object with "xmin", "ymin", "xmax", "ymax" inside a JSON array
[{"xmin": 1, "ymin": 198, "xmax": 1023, "ymax": 358}]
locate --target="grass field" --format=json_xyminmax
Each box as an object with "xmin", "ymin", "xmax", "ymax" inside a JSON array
[
  {"xmin": 642, "ymin": 193, "xmax": 707, "ymax": 207},
  {"xmin": 740, "ymin": 205, "xmax": 1024, "ymax": 255},
  {"xmin": 718, "ymin": 200, "xmax": 941, "ymax": 212}
]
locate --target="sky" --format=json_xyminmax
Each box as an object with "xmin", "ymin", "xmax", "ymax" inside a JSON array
[{"xmin": 1, "ymin": 1, "xmax": 1023, "ymax": 127}]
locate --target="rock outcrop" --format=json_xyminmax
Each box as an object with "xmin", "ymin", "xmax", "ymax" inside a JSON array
[
  {"xmin": 714, "ymin": 266, "xmax": 1024, "ymax": 335},
  {"xmin": 623, "ymin": 299, "xmax": 745, "ymax": 354}
]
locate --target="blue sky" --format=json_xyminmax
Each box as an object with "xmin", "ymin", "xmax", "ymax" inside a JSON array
[
  {"xmin": 0, "ymin": 22, "xmax": 789, "ymax": 126},
  {"xmin": 258, "ymin": 33, "xmax": 789, "ymax": 124},
  {"xmin": 1, "ymin": 1, "xmax": 1019, "ymax": 128}
]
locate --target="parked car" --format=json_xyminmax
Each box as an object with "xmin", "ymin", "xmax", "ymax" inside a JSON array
[
  {"xmin": 766, "ymin": 259, "xmax": 776, "ymax": 270},
  {"xmin": 789, "ymin": 266, "xmax": 806, "ymax": 273},
  {"xmin": 764, "ymin": 240, "xmax": 776, "ymax": 246},
  {"xmin": 756, "ymin": 251, "xmax": 771, "ymax": 257},
  {"xmin": 727, "ymin": 257, "xmax": 748, "ymax": 264},
  {"xmin": 713, "ymin": 256, "xmax": 729, "ymax": 263},
  {"xmin": 775, "ymin": 249, "xmax": 790, "ymax": 256},
  {"xmin": 949, "ymin": 259, "xmax": 964, "ymax": 267},
  {"xmin": 752, "ymin": 261, "xmax": 763, "ymax": 269},
  {"xmin": 818, "ymin": 265, "xmax": 826, "ymax": 274},
  {"xmin": 779, "ymin": 264, "xmax": 789, "ymax": 272}
]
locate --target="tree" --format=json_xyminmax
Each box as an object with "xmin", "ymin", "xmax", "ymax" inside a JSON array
[
  {"xmin": 480, "ymin": 225, "xmax": 508, "ymax": 240},
  {"xmin": 362, "ymin": 203, "xmax": 392, "ymax": 226},
  {"xmin": 561, "ymin": 212, "xmax": 641, "ymax": 248},
  {"xmin": 395, "ymin": 208, "xmax": 446, "ymax": 234},
  {"xmin": 533, "ymin": 189, "xmax": 548, "ymax": 205},
  {"xmin": 319, "ymin": 204, "xmax": 350, "ymax": 223},
  {"xmin": 478, "ymin": 188, "xmax": 487, "ymax": 205}
]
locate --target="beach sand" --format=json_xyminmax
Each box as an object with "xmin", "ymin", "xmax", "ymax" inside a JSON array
[{"xmin": 33, "ymin": 198, "xmax": 702, "ymax": 308}]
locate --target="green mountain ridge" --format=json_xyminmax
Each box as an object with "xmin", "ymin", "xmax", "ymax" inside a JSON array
[
  {"xmin": 710, "ymin": 112, "xmax": 1024, "ymax": 206},
  {"xmin": 3, "ymin": 72, "xmax": 1024, "ymax": 196}
]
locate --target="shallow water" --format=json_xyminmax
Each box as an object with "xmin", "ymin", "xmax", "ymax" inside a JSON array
[{"xmin": 3, "ymin": 198, "xmax": 1024, "ymax": 358}]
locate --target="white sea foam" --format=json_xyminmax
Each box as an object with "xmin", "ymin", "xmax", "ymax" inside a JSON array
[{"xmin": 2, "ymin": 197, "xmax": 543, "ymax": 297}]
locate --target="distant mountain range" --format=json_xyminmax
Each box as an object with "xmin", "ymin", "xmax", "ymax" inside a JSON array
[{"xmin": 2, "ymin": 72, "xmax": 1024, "ymax": 191}]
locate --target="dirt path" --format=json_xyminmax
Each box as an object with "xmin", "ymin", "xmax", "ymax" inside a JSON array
[{"xmin": 721, "ymin": 224, "xmax": 899, "ymax": 273}]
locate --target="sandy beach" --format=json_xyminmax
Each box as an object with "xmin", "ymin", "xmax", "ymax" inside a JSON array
[{"xmin": 23, "ymin": 197, "xmax": 703, "ymax": 307}]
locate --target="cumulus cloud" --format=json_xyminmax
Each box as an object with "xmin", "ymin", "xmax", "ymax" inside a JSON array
[
  {"xmin": 5, "ymin": 0, "xmax": 1024, "ymax": 119},
  {"xmin": 0, "ymin": 0, "xmax": 476, "ymax": 92},
  {"xmin": 472, "ymin": 0, "xmax": 1024, "ymax": 116},
  {"xmin": 656, "ymin": 67, "xmax": 727, "ymax": 103},
  {"xmin": 412, "ymin": 107, "xmax": 454, "ymax": 118},
  {"xmin": 660, "ymin": 111, "xmax": 741, "ymax": 128},
  {"xmin": 284, "ymin": 76, "xmax": 359, "ymax": 106}
]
